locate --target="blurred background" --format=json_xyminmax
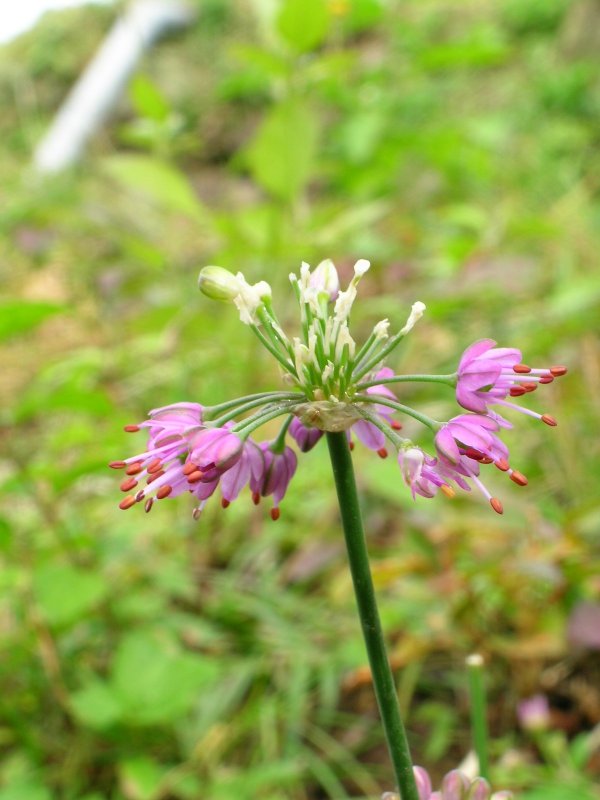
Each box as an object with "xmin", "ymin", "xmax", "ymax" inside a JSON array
[{"xmin": 1, "ymin": 0, "xmax": 600, "ymax": 798}]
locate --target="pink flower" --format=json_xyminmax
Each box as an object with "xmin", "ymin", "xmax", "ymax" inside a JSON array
[
  {"xmin": 352, "ymin": 367, "xmax": 400, "ymax": 457},
  {"xmin": 289, "ymin": 417, "xmax": 323, "ymax": 452},
  {"xmin": 435, "ymin": 414, "xmax": 507, "ymax": 467},
  {"xmin": 382, "ymin": 766, "xmax": 513, "ymax": 800},
  {"xmin": 517, "ymin": 694, "xmax": 550, "ymax": 731},
  {"xmin": 251, "ymin": 443, "xmax": 298, "ymax": 520},
  {"xmin": 456, "ymin": 340, "xmax": 566, "ymax": 425},
  {"xmin": 397, "ymin": 447, "xmax": 448, "ymax": 499}
]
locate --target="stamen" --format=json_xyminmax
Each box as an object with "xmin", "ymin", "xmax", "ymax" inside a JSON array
[
  {"xmin": 187, "ymin": 470, "xmax": 204, "ymax": 483},
  {"xmin": 513, "ymin": 364, "xmax": 531, "ymax": 374},
  {"xmin": 147, "ymin": 470, "xmax": 165, "ymax": 484},
  {"xmin": 550, "ymin": 365, "xmax": 567, "ymax": 377},
  {"xmin": 146, "ymin": 458, "xmax": 162, "ymax": 473},
  {"xmin": 541, "ymin": 414, "xmax": 557, "ymax": 427},
  {"xmin": 109, "ymin": 460, "xmax": 126, "ymax": 469},
  {"xmin": 520, "ymin": 382, "xmax": 537, "ymax": 392},
  {"xmin": 221, "ymin": 498, "xmax": 230, "ymax": 508},
  {"xmin": 119, "ymin": 495, "xmax": 137, "ymax": 510},
  {"xmin": 479, "ymin": 456, "xmax": 493, "ymax": 465},
  {"xmin": 252, "ymin": 492, "xmax": 260, "ymax": 505},
  {"xmin": 144, "ymin": 498, "xmax": 154, "ymax": 513},
  {"xmin": 440, "ymin": 484, "xmax": 455, "ymax": 498},
  {"xmin": 135, "ymin": 490, "xmax": 145, "ymax": 502},
  {"xmin": 539, "ymin": 375, "xmax": 554, "ymax": 384},
  {"xmin": 390, "ymin": 420, "xmax": 403, "ymax": 430},
  {"xmin": 509, "ymin": 387, "xmax": 526, "ymax": 397},
  {"xmin": 270, "ymin": 507, "xmax": 280, "ymax": 521},
  {"xmin": 120, "ymin": 477, "xmax": 138, "ymax": 492},
  {"xmin": 192, "ymin": 507, "xmax": 202, "ymax": 520},
  {"xmin": 509, "ymin": 470, "xmax": 528, "ymax": 486},
  {"xmin": 349, "ymin": 441, "xmax": 355, "ymax": 451},
  {"xmin": 377, "ymin": 448, "xmax": 388, "ymax": 459},
  {"xmin": 156, "ymin": 485, "xmax": 172, "ymax": 499},
  {"xmin": 490, "ymin": 497, "xmax": 504, "ymax": 514},
  {"xmin": 125, "ymin": 462, "xmax": 143, "ymax": 475},
  {"xmin": 124, "ymin": 424, "xmax": 141, "ymax": 432},
  {"xmin": 182, "ymin": 461, "xmax": 198, "ymax": 476},
  {"xmin": 464, "ymin": 448, "xmax": 484, "ymax": 461},
  {"xmin": 495, "ymin": 458, "xmax": 510, "ymax": 472}
]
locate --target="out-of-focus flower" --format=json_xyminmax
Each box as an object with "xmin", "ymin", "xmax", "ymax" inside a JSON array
[
  {"xmin": 381, "ymin": 766, "xmax": 513, "ymax": 799},
  {"xmin": 517, "ymin": 694, "xmax": 551, "ymax": 732}
]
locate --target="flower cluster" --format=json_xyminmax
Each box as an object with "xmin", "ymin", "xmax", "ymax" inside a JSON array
[
  {"xmin": 382, "ymin": 766, "xmax": 513, "ymax": 799},
  {"xmin": 111, "ymin": 259, "xmax": 565, "ymax": 519}
]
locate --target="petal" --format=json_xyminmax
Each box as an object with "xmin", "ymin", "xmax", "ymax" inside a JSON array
[
  {"xmin": 458, "ymin": 339, "xmax": 496, "ymax": 371},
  {"xmin": 353, "ymin": 419, "xmax": 385, "ymax": 451}
]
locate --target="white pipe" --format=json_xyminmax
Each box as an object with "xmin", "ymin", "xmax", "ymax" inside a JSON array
[{"xmin": 34, "ymin": 0, "xmax": 194, "ymax": 173}]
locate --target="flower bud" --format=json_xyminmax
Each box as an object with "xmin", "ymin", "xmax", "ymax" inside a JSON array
[
  {"xmin": 309, "ymin": 258, "xmax": 339, "ymax": 301},
  {"xmin": 198, "ymin": 265, "xmax": 240, "ymax": 301}
]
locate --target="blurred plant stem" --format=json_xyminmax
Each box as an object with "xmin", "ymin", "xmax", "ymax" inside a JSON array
[
  {"xmin": 326, "ymin": 432, "xmax": 419, "ymax": 800},
  {"xmin": 466, "ymin": 654, "xmax": 490, "ymax": 781}
]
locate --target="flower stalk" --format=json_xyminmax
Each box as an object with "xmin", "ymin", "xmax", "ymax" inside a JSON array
[{"xmin": 326, "ymin": 431, "xmax": 419, "ymax": 800}]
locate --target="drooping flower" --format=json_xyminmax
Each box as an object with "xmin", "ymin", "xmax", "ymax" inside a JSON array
[
  {"xmin": 456, "ymin": 339, "xmax": 566, "ymax": 420},
  {"xmin": 382, "ymin": 766, "xmax": 513, "ymax": 800},
  {"xmin": 112, "ymin": 258, "xmax": 564, "ymax": 518},
  {"xmin": 252, "ymin": 443, "xmax": 298, "ymax": 520},
  {"xmin": 517, "ymin": 694, "xmax": 550, "ymax": 732}
]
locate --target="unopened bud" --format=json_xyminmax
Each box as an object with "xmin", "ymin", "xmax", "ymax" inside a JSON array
[
  {"xmin": 310, "ymin": 258, "xmax": 339, "ymax": 301},
  {"xmin": 198, "ymin": 265, "xmax": 240, "ymax": 301}
]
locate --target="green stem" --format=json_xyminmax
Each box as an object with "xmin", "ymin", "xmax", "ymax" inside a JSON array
[
  {"xmin": 326, "ymin": 432, "xmax": 419, "ymax": 800},
  {"xmin": 351, "ymin": 331, "xmax": 407, "ymax": 381},
  {"xmin": 232, "ymin": 401, "xmax": 300, "ymax": 437},
  {"xmin": 211, "ymin": 394, "xmax": 302, "ymax": 427},
  {"xmin": 466, "ymin": 654, "xmax": 490, "ymax": 781},
  {"xmin": 353, "ymin": 393, "xmax": 440, "ymax": 430},
  {"xmin": 356, "ymin": 373, "xmax": 457, "ymax": 390},
  {"xmin": 203, "ymin": 392, "xmax": 304, "ymax": 420}
]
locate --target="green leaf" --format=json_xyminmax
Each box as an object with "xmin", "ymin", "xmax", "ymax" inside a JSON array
[
  {"xmin": 102, "ymin": 155, "xmax": 205, "ymax": 221},
  {"xmin": 70, "ymin": 680, "xmax": 122, "ymax": 730},
  {"xmin": 277, "ymin": 0, "xmax": 330, "ymax": 52},
  {"xmin": 0, "ymin": 779, "xmax": 52, "ymax": 800},
  {"xmin": 245, "ymin": 101, "xmax": 319, "ymax": 201},
  {"xmin": 111, "ymin": 632, "xmax": 220, "ymax": 725},
  {"xmin": 119, "ymin": 757, "xmax": 167, "ymax": 800},
  {"xmin": 129, "ymin": 75, "xmax": 170, "ymax": 121},
  {"xmin": 0, "ymin": 301, "xmax": 63, "ymax": 341},
  {"xmin": 33, "ymin": 564, "xmax": 107, "ymax": 627}
]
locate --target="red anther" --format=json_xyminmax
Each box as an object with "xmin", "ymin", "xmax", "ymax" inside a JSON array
[
  {"xmin": 252, "ymin": 492, "xmax": 260, "ymax": 506},
  {"xmin": 187, "ymin": 470, "xmax": 204, "ymax": 483},
  {"xmin": 539, "ymin": 375, "xmax": 554, "ymax": 384},
  {"xmin": 144, "ymin": 498, "xmax": 154, "ymax": 513},
  {"xmin": 550, "ymin": 365, "xmax": 567, "ymax": 377},
  {"xmin": 479, "ymin": 457, "xmax": 493, "ymax": 465},
  {"xmin": 192, "ymin": 507, "xmax": 202, "ymax": 521},
  {"xmin": 270, "ymin": 507, "xmax": 280, "ymax": 521},
  {"xmin": 109, "ymin": 460, "xmax": 126, "ymax": 469},
  {"xmin": 495, "ymin": 458, "xmax": 510, "ymax": 472},
  {"xmin": 221, "ymin": 498, "xmax": 230, "ymax": 509},
  {"xmin": 147, "ymin": 470, "xmax": 165, "ymax": 484},
  {"xmin": 156, "ymin": 485, "xmax": 172, "ymax": 500},
  {"xmin": 182, "ymin": 461, "xmax": 198, "ymax": 476},
  {"xmin": 391, "ymin": 420, "xmax": 403, "ymax": 430},
  {"xmin": 119, "ymin": 495, "xmax": 137, "ymax": 510},
  {"xmin": 124, "ymin": 424, "xmax": 140, "ymax": 433},
  {"xmin": 377, "ymin": 448, "xmax": 388, "ymax": 459},
  {"xmin": 146, "ymin": 458, "xmax": 162, "ymax": 473},
  {"xmin": 490, "ymin": 497, "xmax": 504, "ymax": 515},
  {"xmin": 440, "ymin": 484, "xmax": 455, "ymax": 498},
  {"xmin": 349, "ymin": 441, "xmax": 355, "ymax": 451},
  {"xmin": 120, "ymin": 477, "xmax": 138, "ymax": 492},
  {"xmin": 509, "ymin": 387, "xmax": 527, "ymax": 397},
  {"xmin": 135, "ymin": 490, "xmax": 145, "ymax": 502},
  {"xmin": 464, "ymin": 448, "xmax": 484, "ymax": 461},
  {"xmin": 125, "ymin": 462, "xmax": 143, "ymax": 476},
  {"xmin": 510, "ymin": 470, "xmax": 528, "ymax": 486},
  {"xmin": 520, "ymin": 382, "xmax": 537, "ymax": 392},
  {"xmin": 513, "ymin": 364, "xmax": 531, "ymax": 374},
  {"xmin": 541, "ymin": 414, "xmax": 557, "ymax": 427}
]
